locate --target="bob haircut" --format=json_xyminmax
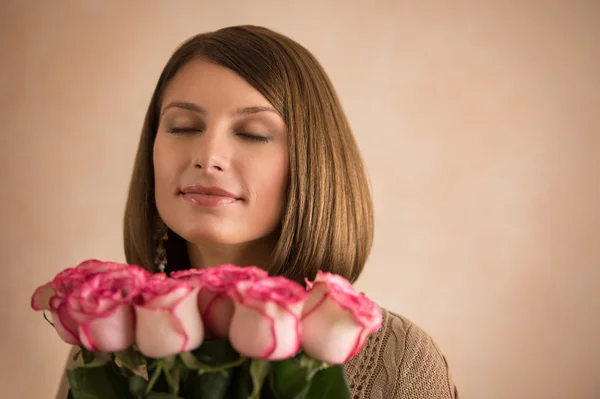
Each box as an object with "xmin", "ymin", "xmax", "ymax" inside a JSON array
[{"xmin": 124, "ymin": 25, "xmax": 374, "ymax": 283}]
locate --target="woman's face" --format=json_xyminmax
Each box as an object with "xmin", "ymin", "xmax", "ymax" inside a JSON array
[{"xmin": 153, "ymin": 59, "xmax": 288, "ymax": 250}]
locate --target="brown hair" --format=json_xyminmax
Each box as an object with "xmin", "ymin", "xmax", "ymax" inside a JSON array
[{"xmin": 123, "ymin": 25, "xmax": 373, "ymax": 283}]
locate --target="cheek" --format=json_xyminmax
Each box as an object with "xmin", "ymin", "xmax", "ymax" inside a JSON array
[
  {"xmin": 255, "ymin": 154, "xmax": 288, "ymax": 206},
  {"xmin": 153, "ymin": 135, "xmax": 183, "ymax": 198},
  {"xmin": 153, "ymin": 143, "xmax": 168, "ymax": 193}
]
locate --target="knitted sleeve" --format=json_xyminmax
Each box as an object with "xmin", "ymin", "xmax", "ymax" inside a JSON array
[
  {"xmin": 392, "ymin": 316, "xmax": 458, "ymax": 398},
  {"xmin": 345, "ymin": 309, "xmax": 458, "ymax": 399}
]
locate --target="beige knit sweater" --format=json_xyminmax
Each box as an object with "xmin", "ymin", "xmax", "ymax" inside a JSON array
[{"xmin": 344, "ymin": 308, "xmax": 459, "ymax": 399}]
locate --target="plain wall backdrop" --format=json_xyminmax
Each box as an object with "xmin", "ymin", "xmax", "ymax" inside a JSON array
[{"xmin": 1, "ymin": 1, "xmax": 599, "ymax": 398}]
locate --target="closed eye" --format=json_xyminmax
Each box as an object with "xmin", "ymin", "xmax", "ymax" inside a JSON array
[
  {"xmin": 168, "ymin": 127, "xmax": 203, "ymax": 134},
  {"xmin": 237, "ymin": 133, "xmax": 270, "ymax": 143}
]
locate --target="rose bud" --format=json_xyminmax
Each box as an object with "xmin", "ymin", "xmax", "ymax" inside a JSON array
[
  {"xmin": 301, "ymin": 271, "xmax": 382, "ymax": 364},
  {"xmin": 68, "ymin": 266, "xmax": 149, "ymax": 352},
  {"xmin": 134, "ymin": 278, "xmax": 204, "ymax": 358},
  {"xmin": 30, "ymin": 260, "xmax": 150, "ymax": 348},
  {"xmin": 229, "ymin": 276, "xmax": 308, "ymax": 360},
  {"xmin": 171, "ymin": 264, "xmax": 268, "ymax": 338}
]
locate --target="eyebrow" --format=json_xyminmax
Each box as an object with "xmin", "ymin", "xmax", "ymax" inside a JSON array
[{"xmin": 161, "ymin": 101, "xmax": 280, "ymax": 117}]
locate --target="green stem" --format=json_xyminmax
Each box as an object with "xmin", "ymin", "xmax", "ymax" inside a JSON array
[
  {"xmin": 250, "ymin": 359, "xmax": 270, "ymax": 399},
  {"xmin": 197, "ymin": 356, "xmax": 247, "ymax": 375},
  {"xmin": 172, "ymin": 367, "xmax": 181, "ymax": 395},
  {"xmin": 163, "ymin": 365, "xmax": 180, "ymax": 395},
  {"xmin": 146, "ymin": 361, "xmax": 163, "ymax": 394},
  {"xmin": 266, "ymin": 372, "xmax": 277, "ymax": 399},
  {"xmin": 43, "ymin": 311, "xmax": 55, "ymax": 327}
]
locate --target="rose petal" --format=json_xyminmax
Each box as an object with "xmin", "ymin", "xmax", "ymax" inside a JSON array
[
  {"xmin": 306, "ymin": 272, "xmax": 382, "ymax": 331},
  {"xmin": 229, "ymin": 303, "xmax": 276, "ymax": 359},
  {"xmin": 301, "ymin": 296, "xmax": 366, "ymax": 364},
  {"xmin": 31, "ymin": 282, "xmax": 55, "ymax": 310},
  {"xmin": 76, "ymin": 259, "xmax": 128, "ymax": 273},
  {"xmin": 135, "ymin": 286, "xmax": 203, "ymax": 358},
  {"xmin": 50, "ymin": 308, "xmax": 81, "ymax": 345},
  {"xmin": 301, "ymin": 271, "xmax": 382, "ymax": 363},
  {"xmin": 144, "ymin": 285, "xmax": 191, "ymax": 308},
  {"xmin": 302, "ymin": 283, "xmax": 328, "ymax": 317},
  {"xmin": 150, "ymin": 272, "xmax": 168, "ymax": 280},
  {"xmin": 79, "ymin": 304, "xmax": 135, "ymax": 352},
  {"xmin": 230, "ymin": 300, "xmax": 302, "ymax": 360},
  {"xmin": 199, "ymin": 292, "xmax": 234, "ymax": 339}
]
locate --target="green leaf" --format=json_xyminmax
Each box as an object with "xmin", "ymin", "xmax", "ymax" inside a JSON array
[
  {"xmin": 75, "ymin": 347, "xmax": 112, "ymax": 368},
  {"xmin": 229, "ymin": 359, "xmax": 252, "ymax": 399},
  {"xmin": 128, "ymin": 375, "xmax": 147, "ymax": 399},
  {"xmin": 181, "ymin": 369, "xmax": 232, "ymax": 399},
  {"xmin": 268, "ymin": 358, "xmax": 313, "ymax": 399},
  {"xmin": 146, "ymin": 394, "xmax": 184, "ymax": 399},
  {"xmin": 299, "ymin": 354, "xmax": 328, "ymax": 379},
  {"xmin": 67, "ymin": 363, "xmax": 133, "ymax": 399},
  {"xmin": 81, "ymin": 348, "xmax": 95, "ymax": 365},
  {"xmin": 249, "ymin": 359, "xmax": 270, "ymax": 399},
  {"xmin": 66, "ymin": 392, "xmax": 103, "ymax": 399},
  {"xmin": 305, "ymin": 365, "xmax": 351, "ymax": 399},
  {"xmin": 193, "ymin": 339, "xmax": 238, "ymax": 364},
  {"xmin": 81, "ymin": 353, "xmax": 113, "ymax": 368},
  {"xmin": 116, "ymin": 347, "xmax": 147, "ymax": 370}
]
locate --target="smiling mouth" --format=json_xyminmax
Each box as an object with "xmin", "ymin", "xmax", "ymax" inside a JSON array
[
  {"xmin": 180, "ymin": 185, "xmax": 240, "ymax": 198},
  {"xmin": 193, "ymin": 192, "xmax": 224, "ymax": 196},
  {"xmin": 181, "ymin": 192, "xmax": 239, "ymax": 206},
  {"xmin": 179, "ymin": 184, "xmax": 242, "ymax": 207},
  {"xmin": 179, "ymin": 184, "xmax": 241, "ymax": 206}
]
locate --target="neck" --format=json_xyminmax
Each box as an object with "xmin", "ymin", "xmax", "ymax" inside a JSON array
[{"xmin": 186, "ymin": 235, "xmax": 277, "ymax": 269}]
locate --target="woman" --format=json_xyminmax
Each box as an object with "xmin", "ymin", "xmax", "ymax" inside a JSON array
[{"xmin": 57, "ymin": 25, "xmax": 458, "ymax": 399}]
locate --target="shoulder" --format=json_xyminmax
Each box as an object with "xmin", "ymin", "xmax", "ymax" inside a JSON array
[{"xmin": 345, "ymin": 307, "xmax": 459, "ymax": 399}]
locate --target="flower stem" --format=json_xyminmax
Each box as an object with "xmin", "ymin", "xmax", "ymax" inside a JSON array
[
  {"xmin": 72, "ymin": 350, "xmax": 81, "ymax": 362},
  {"xmin": 249, "ymin": 359, "xmax": 270, "ymax": 399},
  {"xmin": 43, "ymin": 311, "xmax": 55, "ymax": 327},
  {"xmin": 197, "ymin": 356, "xmax": 247, "ymax": 375},
  {"xmin": 163, "ymin": 364, "xmax": 181, "ymax": 395},
  {"xmin": 145, "ymin": 360, "xmax": 163, "ymax": 394}
]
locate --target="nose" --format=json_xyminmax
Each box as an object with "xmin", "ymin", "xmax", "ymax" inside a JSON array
[{"xmin": 192, "ymin": 129, "xmax": 230, "ymax": 173}]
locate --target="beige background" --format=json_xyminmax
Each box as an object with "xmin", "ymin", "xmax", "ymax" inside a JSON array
[{"xmin": 2, "ymin": 1, "xmax": 599, "ymax": 398}]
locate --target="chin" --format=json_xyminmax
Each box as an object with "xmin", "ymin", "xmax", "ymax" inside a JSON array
[{"xmin": 178, "ymin": 226, "xmax": 245, "ymax": 247}]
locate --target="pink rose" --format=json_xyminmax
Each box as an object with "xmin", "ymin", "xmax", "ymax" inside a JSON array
[
  {"xmin": 301, "ymin": 271, "xmax": 382, "ymax": 364},
  {"xmin": 30, "ymin": 260, "xmax": 150, "ymax": 349},
  {"xmin": 171, "ymin": 265, "xmax": 268, "ymax": 338},
  {"xmin": 134, "ymin": 278, "xmax": 204, "ymax": 358},
  {"xmin": 170, "ymin": 268, "xmax": 211, "ymax": 282},
  {"xmin": 68, "ymin": 267, "xmax": 149, "ymax": 352},
  {"xmin": 149, "ymin": 272, "xmax": 169, "ymax": 280},
  {"xmin": 229, "ymin": 276, "xmax": 308, "ymax": 360}
]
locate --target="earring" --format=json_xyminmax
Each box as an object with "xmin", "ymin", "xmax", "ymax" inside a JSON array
[{"xmin": 154, "ymin": 221, "xmax": 169, "ymax": 273}]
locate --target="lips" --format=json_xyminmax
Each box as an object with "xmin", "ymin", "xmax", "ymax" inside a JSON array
[{"xmin": 180, "ymin": 185, "xmax": 241, "ymax": 207}]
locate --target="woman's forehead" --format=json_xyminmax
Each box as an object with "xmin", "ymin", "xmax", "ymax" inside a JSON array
[{"xmin": 161, "ymin": 60, "xmax": 275, "ymax": 114}]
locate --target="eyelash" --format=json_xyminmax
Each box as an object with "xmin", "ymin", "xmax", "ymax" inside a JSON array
[
  {"xmin": 168, "ymin": 127, "xmax": 202, "ymax": 134},
  {"xmin": 166, "ymin": 128, "xmax": 270, "ymax": 143},
  {"xmin": 237, "ymin": 133, "xmax": 270, "ymax": 143}
]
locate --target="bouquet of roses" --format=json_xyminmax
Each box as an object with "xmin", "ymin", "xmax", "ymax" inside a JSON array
[{"xmin": 30, "ymin": 260, "xmax": 382, "ymax": 399}]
